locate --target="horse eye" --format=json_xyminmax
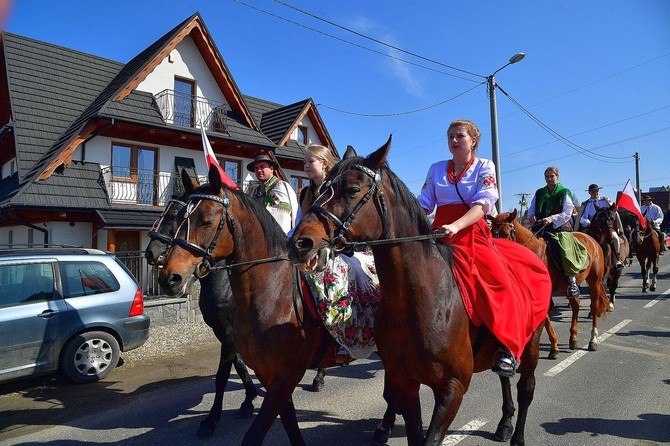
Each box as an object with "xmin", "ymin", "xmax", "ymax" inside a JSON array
[{"xmin": 346, "ymin": 187, "xmax": 360, "ymax": 198}]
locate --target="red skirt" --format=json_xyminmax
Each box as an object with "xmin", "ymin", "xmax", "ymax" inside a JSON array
[{"xmin": 435, "ymin": 204, "xmax": 551, "ymax": 360}]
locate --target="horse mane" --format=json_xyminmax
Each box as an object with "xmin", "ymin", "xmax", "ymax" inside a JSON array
[
  {"xmin": 194, "ymin": 182, "xmax": 288, "ymax": 257},
  {"xmin": 329, "ymin": 155, "xmax": 453, "ymax": 261}
]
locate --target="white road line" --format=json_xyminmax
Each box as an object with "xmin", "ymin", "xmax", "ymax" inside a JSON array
[
  {"xmin": 441, "ymin": 419, "xmax": 488, "ymax": 446},
  {"xmin": 543, "ymin": 319, "xmax": 632, "ymax": 377},
  {"xmin": 643, "ymin": 287, "xmax": 670, "ymax": 308}
]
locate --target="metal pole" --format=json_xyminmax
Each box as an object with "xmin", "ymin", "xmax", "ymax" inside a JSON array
[
  {"xmin": 634, "ymin": 152, "xmax": 641, "ymax": 203},
  {"xmin": 488, "ymin": 75, "xmax": 502, "ymax": 213}
]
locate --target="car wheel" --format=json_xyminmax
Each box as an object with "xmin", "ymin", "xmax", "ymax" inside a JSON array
[{"xmin": 61, "ymin": 331, "xmax": 120, "ymax": 383}]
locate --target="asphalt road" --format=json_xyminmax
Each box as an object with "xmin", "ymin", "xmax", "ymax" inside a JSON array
[{"xmin": 1, "ymin": 255, "xmax": 669, "ymax": 446}]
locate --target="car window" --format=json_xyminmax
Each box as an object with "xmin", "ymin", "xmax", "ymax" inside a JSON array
[
  {"xmin": 0, "ymin": 262, "xmax": 56, "ymax": 306},
  {"xmin": 60, "ymin": 261, "xmax": 120, "ymax": 298}
]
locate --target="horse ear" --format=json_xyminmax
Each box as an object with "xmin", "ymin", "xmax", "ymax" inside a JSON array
[
  {"xmin": 343, "ymin": 145, "xmax": 357, "ymax": 159},
  {"xmin": 366, "ymin": 134, "xmax": 392, "ymax": 169},
  {"xmin": 509, "ymin": 208, "xmax": 518, "ymax": 221},
  {"xmin": 208, "ymin": 164, "xmax": 222, "ymax": 191},
  {"xmin": 181, "ymin": 168, "xmax": 199, "ymax": 193}
]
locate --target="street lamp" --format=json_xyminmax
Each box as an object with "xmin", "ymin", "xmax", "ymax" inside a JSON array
[{"xmin": 488, "ymin": 52, "xmax": 525, "ymax": 213}]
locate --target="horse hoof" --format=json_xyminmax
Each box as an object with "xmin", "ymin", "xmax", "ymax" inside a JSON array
[
  {"xmin": 494, "ymin": 423, "xmax": 514, "ymax": 442},
  {"xmin": 548, "ymin": 349, "xmax": 559, "ymax": 360},
  {"xmin": 650, "ymin": 286, "xmax": 656, "ymax": 292},
  {"xmin": 588, "ymin": 342, "xmax": 598, "ymax": 351},
  {"xmin": 371, "ymin": 425, "xmax": 391, "ymax": 445},
  {"xmin": 236, "ymin": 400, "xmax": 255, "ymax": 419},
  {"xmin": 196, "ymin": 419, "xmax": 217, "ymax": 438},
  {"xmin": 311, "ymin": 379, "xmax": 325, "ymax": 392}
]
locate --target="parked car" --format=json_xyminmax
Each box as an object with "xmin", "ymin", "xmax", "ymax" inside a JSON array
[{"xmin": 0, "ymin": 247, "xmax": 150, "ymax": 384}]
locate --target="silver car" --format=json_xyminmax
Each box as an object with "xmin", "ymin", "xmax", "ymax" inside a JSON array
[{"xmin": 0, "ymin": 247, "xmax": 150, "ymax": 383}]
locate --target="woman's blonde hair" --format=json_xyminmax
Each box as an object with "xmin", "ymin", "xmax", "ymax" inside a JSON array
[
  {"xmin": 448, "ymin": 119, "xmax": 481, "ymax": 151},
  {"xmin": 306, "ymin": 144, "xmax": 336, "ymax": 174}
]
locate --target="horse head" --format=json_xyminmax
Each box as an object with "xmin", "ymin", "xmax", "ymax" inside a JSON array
[
  {"xmin": 145, "ymin": 169, "xmax": 200, "ymax": 265},
  {"xmin": 489, "ymin": 209, "xmax": 518, "ymax": 240},
  {"xmin": 289, "ymin": 135, "xmax": 432, "ymax": 272}
]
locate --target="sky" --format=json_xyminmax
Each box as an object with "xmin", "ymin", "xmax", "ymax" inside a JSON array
[{"xmin": 3, "ymin": 0, "xmax": 670, "ymax": 212}]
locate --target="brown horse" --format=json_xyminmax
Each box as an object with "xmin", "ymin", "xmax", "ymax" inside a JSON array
[
  {"xmin": 489, "ymin": 209, "xmax": 609, "ymax": 352},
  {"xmin": 156, "ymin": 166, "xmax": 395, "ymax": 446},
  {"xmin": 630, "ymin": 218, "xmax": 660, "ymax": 292},
  {"xmin": 289, "ymin": 137, "xmax": 546, "ymax": 446},
  {"xmin": 585, "ymin": 204, "xmax": 629, "ymax": 308}
]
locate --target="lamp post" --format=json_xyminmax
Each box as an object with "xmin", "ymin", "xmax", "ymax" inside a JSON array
[{"xmin": 488, "ymin": 52, "xmax": 525, "ymax": 213}]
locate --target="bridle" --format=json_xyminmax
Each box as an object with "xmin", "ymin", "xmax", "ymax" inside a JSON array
[
  {"xmin": 491, "ymin": 221, "xmax": 516, "ymax": 241},
  {"xmin": 170, "ymin": 191, "xmax": 231, "ymax": 278},
  {"xmin": 307, "ymin": 164, "xmax": 387, "ymax": 252},
  {"xmin": 148, "ymin": 198, "xmax": 187, "ymax": 245}
]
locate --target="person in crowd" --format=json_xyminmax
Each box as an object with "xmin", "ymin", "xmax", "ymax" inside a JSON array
[
  {"xmin": 417, "ymin": 119, "xmax": 551, "ymax": 378},
  {"xmin": 640, "ymin": 195, "xmax": 666, "ymax": 254},
  {"xmin": 580, "ymin": 183, "xmax": 625, "ymax": 268},
  {"xmin": 528, "ymin": 166, "xmax": 587, "ymax": 298},
  {"xmin": 293, "ymin": 144, "xmax": 381, "ymax": 364},
  {"xmin": 247, "ymin": 154, "xmax": 298, "ymax": 234}
]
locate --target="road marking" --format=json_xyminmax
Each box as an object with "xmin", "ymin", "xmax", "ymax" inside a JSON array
[
  {"xmin": 441, "ymin": 419, "xmax": 488, "ymax": 445},
  {"xmin": 643, "ymin": 287, "xmax": 669, "ymax": 308},
  {"xmin": 543, "ymin": 319, "xmax": 632, "ymax": 377}
]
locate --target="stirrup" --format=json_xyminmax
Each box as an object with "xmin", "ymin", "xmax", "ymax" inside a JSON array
[
  {"xmin": 492, "ymin": 353, "xmax": 517, "ymax": 378},
  {"xmin": 615, "ymin": 260, "xmax": 624, "ymax": 269},
  {"xmin": 567, "ymin": 282, "xmax": 580, "ymax": 298}
]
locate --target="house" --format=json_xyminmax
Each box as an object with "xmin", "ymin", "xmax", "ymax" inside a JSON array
[{"xmin": 0, "ymin": 12, "xmax": 338, "ymax": 303}]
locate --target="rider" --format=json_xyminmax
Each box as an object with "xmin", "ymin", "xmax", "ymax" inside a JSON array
[
  {"xmin": 528, "ymin": 166, "xmax": 587, "ymax": 298},
  {"xmin": 247, "ymin": 154, "xmax": 298, "ymax": 234},
  {"xmin": 417, "ymin": 119, "xmax": 551, "ymax": 378},
  {"xmin": 292, "ymin": 144, "xmax": 381, "ymax": 364},
  {"xmin": 640, "ymin": 195, "xmax": 666, "ymax": 254},
  {"xmin": 579, "ymin": 183, "xmax": 625, "ymax": 269}
]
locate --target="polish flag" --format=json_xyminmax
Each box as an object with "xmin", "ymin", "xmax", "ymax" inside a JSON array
[
  {"xmin": 201, "ymin": 126, "xmax": 238, "ymax": 190},
  {"xmin": 615, "ymin": 179, "xmax": 645, "ymax": 228}
]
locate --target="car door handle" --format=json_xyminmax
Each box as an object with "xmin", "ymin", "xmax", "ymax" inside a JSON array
[{"xmin": 38, "ymin": 309, "xmax": 60, "ymax": 318}]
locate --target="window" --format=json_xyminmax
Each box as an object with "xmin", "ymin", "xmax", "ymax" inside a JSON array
[
  {"xmin": 111, "ymin": 143, "xmax": 157, "ymax": 205},
  {"xmin": 221, "ymin": 158, "xmax": 241, "ymax": 187},
  {"xmin": 291, "ymin": 176, "xmax": 309, "ymax": 195},
  {"xmin": 174, "ymin": 77, "xmax": 196, "ymax": 127},
  {"xmin": 0, "ymin": 263, "xmax": 55, "ymax": 306},
  {"xmin": 60, "ymin": 261, "xmax": 120, "ymax": 298},
  {"xmin": 296, "ymin": 126, "xmax": 308, "ymax": 145}
]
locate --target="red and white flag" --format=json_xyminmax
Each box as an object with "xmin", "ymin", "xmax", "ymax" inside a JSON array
[
  {"xmin": 201, "ymin": 126, "xmax": 238, "ymax": 190},
  {"xmin": 615, "ymin": 179, "xmax": 645, "ymax": 228}
]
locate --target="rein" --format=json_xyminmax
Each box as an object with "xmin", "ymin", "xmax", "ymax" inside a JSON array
[{"xmin": 148, "ymin": 198, "xmax": 187, "ymax": 244}]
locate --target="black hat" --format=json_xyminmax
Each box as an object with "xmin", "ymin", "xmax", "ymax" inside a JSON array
[
  {"xmin": 587, "ymin": 183, "xmax": 601, "ymax": 191},
  {"xmin": 247, "ymin": 154, "xmax": 279, "ymax": 172},
  {"xmin": 641, "ymin": 195, "xmax": 653, "ymax": 201}
]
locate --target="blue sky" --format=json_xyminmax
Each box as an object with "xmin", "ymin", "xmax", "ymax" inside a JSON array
[{"xmin": 3, "ymin": 1, "xmax": 670, "ymax": 211}]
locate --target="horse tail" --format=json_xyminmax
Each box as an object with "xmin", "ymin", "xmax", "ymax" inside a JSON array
[{"xmin": 594, "ymin": 280, "xmax": 610, "ymax": 319}]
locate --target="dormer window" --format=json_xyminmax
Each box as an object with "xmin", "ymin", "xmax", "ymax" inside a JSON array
[{"xmin": 296, "ymin": 126, "xmax": 308, "ymax": 146}]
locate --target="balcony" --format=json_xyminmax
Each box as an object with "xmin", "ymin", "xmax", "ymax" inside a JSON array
[
  {"xmin": 100, "ymin": 167, "xmax": 203, "ymax": 207},
  {"xmin": 154, "ymin": 89, "xmax": 231, "ymax": 132}
]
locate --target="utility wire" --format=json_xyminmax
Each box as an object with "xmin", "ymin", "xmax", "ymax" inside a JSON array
[
  {"xmin": 271, "ymin": 0, "xmax": 484, "ymax": 80},
  {"xmin": 503, "ymin": 105, "xmax": 670, "ymax": 158},
  {"xmin": 232, "ymin": 0, "xmax": 479, "ymax": 82},
  {"xmin": 316, "ymin": 82, "xmax": 483, "ymax": 117},
  {"xmin": 497, "ymin": 84, "xmax": 631, "ymax": 162}
]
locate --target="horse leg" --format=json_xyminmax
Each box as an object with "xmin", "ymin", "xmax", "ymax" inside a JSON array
[
  {"xmin": 568, "ymin": 297, "xmax": 580, "ymax": 350},
  {"xmin": 233, "ymin": 352, "xmax": 258, "ymax": 419},
  {"xmin": 278, "ymin": 396, "xmax": 306, "ymax": 446},
  {"xmin": 494, "ymin": 375, "xmax": 515, "ymax": 442},
  {"xmin": 424, "ymin": 378, "xmax": 468, "ymax": 446},
  {"xmin": 640, "ymin": 264, "xmax": 648, "ymax": 293},
  {"xmin": 310, "ymin": 368, "xmax": 326, "ymax": 392},
  {"xmin": 650, "ymin": 264, "xmax": 659, "ymax": 292},
  {"xmin": 510, "ymin": 328, "xmax": 542, "ymax": 446},
  {"xmin": 543, "ymin": 314, "xmax": 559, "ymax": 359},
  {"xmin": 372, "ymin": 377, "xmax": 397, "ymax": 445},
  {"xmin": 196, "ymin": 344, "xmax": 233, "ymax": 438},
  {"xmin": 241, "ymin": 374, "xmax": 305, "ymax": 446},
  {"xmin": 387, "ymin": 379, "xmax": 423, "ymax": 446}
]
